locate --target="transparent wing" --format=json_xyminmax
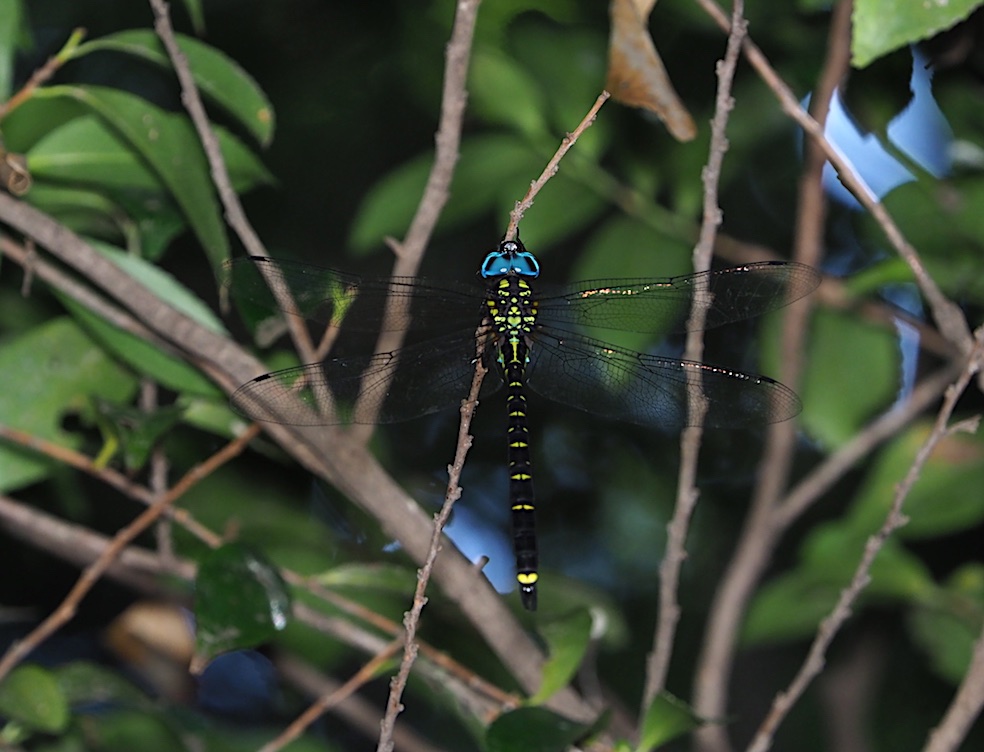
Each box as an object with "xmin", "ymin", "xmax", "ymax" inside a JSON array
[
  {"xmin": 223, "ymin": 256, "xmax": 487, "ymax": 333},
  {"xmin": 525, "ymin": 330, "xmax": 801, "ymax": 430},
  {"xmin": 536, "ymin": 261, "xmax": 821, "ymax": 335},
  {"xmin": 231, "ymin": 329, "xmax": 503, "ymax": 425}
]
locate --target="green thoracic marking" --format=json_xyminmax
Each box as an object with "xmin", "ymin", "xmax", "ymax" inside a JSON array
[{"xmin": 226, "ymin": 239, "xmax": 821, "ymax": 611}]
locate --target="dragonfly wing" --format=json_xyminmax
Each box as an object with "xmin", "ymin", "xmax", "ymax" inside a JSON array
[
  {"xmin": 536, "ymin": 261, "xmax": 821, "ymax": 335},
  {"xmin": 223, "ymin": 256, "xmax": 486, "ymax": 333},
  {"xmin": 231, "ymin": 330, "xmax": 503, "ymax": 425},
  {"xmin": 525, "ymin": 331, "xmax": 801, "ymax": 430}
]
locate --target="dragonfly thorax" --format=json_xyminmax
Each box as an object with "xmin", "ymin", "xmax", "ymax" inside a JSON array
[{"xmin": 480, "ymin": 239, "xmax": 541, "ymax": 279}]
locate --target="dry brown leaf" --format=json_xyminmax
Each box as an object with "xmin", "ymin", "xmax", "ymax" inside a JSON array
[{"xmin": 606, "ymin": 0, "xmax": 697, "ymax": 141}]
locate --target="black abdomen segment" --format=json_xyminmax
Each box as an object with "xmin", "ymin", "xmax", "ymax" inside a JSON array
[{"xmin": 505, "ymin": 339, "xmax": 538, "ymax": 610}]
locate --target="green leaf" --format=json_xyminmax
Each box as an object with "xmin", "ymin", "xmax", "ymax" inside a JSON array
[
  {"xmin": 469, "ymin": 46, "xmax": 550, "ymax": 140},
  {"xmin": 638, "ymin": 692, "xmax": 703, "ymax": 751},
  {"xmin": 34, "ymin": 85, "xmax": 230, "ymax": 269},
  {"xmin": 178, "ymin": 0, "xmax": 206, "ymax": 35},
  {"xmin": 743, "ymin": 572, "xmax": 841, "ymax": 645},
  {"xmin": 315, "ymin": 562, "xmax": 416, "ymax": 594},
  {"xmin": 55, "ymin": 662, "xmax": 150, "ymax": 709},
  {"xmin": 908, "ymin": 565, "xmax": 984, "ymax": 684},
  {"xmin": 849, "ymin": 422, "xmax": 984, "ymax": 539},
  {"xmin": 778, "ymin": 307, "xmax": 898, "ymax": 449},
  {"xmin": 529, "ymin": 609, "xmax": 593, "ymax": 704},
  {"xmin": 0, "ymin": 664, "xmax": 70, "ymax": 734},
  {"xmin": 486, "ymin": 707, "xmax": 594, "ymax": 752},
  {"xmin": 0, "ymin": 318, "xmax": 137, "ymax": 493},
  {"xmin": 0, "ymin": 0, "xmax": 24, "ymax": 101},
  {"xmin": 28, "ymin": 115, "xmax": 165, "ymax": 190},
  {"xmin": 74, "ymin": 29, "xmax": 274, "ymax": 146},
  {"xmin": 801, "ymin": 522, "xmax": 934, "ymax": 601},
  {"xmin": 348, "ymin": 134, "xmax": 536, "ymax": 254},
  {"xmin": 194, "ymin": 543, "xmax": 292, "ymax": 666},
  {"xmin": 853, "ymin": 0, "xmax": 983, "ymax": 68},
  {"xmin": 744, "ymin": 522, "xmax": 935, "ymax": 645},
  {"xmin": 56, "ymin": 238, "xmax": 225, "ymax": 399}
]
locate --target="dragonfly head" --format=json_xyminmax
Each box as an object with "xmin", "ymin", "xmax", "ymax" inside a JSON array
[{"xmin": 480, "ymin": 240, "xmax": 541, "ymax": 279}]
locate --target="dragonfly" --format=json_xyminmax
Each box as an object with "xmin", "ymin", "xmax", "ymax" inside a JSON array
[{"xmin": 225, "ymin": 240, "xmax": 821, "ymax": 610}]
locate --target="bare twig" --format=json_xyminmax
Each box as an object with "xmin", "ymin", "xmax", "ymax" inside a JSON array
[
  {"xmin": 693, "ymin": 4, "xmax": 848, "ymax": 747},
  {"xmin": 643, "ymin": 0, "xmax": 746, "ymax": 713},
  {"xmin": 378, "ymin": 349, "xmax": 489, "ymax": 751},
  {"xmin": 503, "ymin": 90, "xmax": 611, "ymax": 241},
  {"xmin": 923, "ymin": 618, "xmax": 984, "ymax": 752},
  {"xmin": 351, "ymin": 0, "xmax": 483, "ymax": 437},
  {"xmin": 148, "ymin": 0, "xmax": 317, "ymax": 365},
  {"xmin": 693, "ymin": 0, "xmax": 971, "ymax": 353},
  {"xmin": 0, "ymin": 424, "xmax": 260, "ymax": 681},
  {"xmin": 747, "ymin": 329, "xmax": 984, "ymax": 752},
  {"xmin": 0, "ymin": 28, "xmax": 86, "ymax": 120},
  {"xmin": 262, "ymin": 639, "xmax": 405, "ymax": 752}
]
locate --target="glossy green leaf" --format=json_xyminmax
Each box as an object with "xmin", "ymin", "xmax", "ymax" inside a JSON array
[
  {"xmin": 64, "ymin": 297, "xmax": 218, "ymax": 397},
  {"xmin": 529, "ymin": 609, "xmax": 593, "ymax": 704},
  {"xmin": 638, "ymin": 691, "xmax": 703, "ymax": 751},
  {"xmin": 75, "ymin": 29, "xmax": 274, "ymax": 146},
  {"xmin": 0, "ymin": 664, "xmax": 69, "ymax": 734},
  {"xmin": 0, "ymin": 318, "xmax": 137, "ymax": 493},
  {"xmin": 194, "ymin": 543, "xmax": 292, "ymax": 665},
  {"xmin": 34, "ymin": 84, "xmax": 230, "ymax": 269},
  {"xmin": 23, "ymin": 183, "xmax": 132, "ymax": 240},
  {"xmin": 486, "ymin": 707, "xmax": 594, "ymax": 752},
  {"xmin": 849, "ymin": 422, "xmax": 984, "ymax": 539},
  {"xmin": 58, "ymin": 238, "xmax": 225, "ymax": 398},
  {"xmin": 470, "ymin": 46, "xmax": 550, "ymax": 140},
  {"xmin": 780, "ymin": 307, "xmax": 898, "ymax": 449},
  {"xmin": 853, "ymin": 0, "xmax": 982, "ymax": 68},
  {"xmin": 28, "ymin": 115, "xmax": 165, "ymax": 190}
]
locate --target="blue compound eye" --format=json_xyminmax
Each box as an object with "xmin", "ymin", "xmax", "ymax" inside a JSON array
[{"xmin": 481, "ymin": 241, "xmax": 541, "ymax": 279}]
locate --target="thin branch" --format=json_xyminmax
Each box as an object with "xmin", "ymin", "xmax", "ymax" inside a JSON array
[
  {"xmin": 503, "ymin": 90, "xmax": 611, "ymax": 241},
  {"xmin": 262, "ymin": 639, "xmax": 405, "ymax": 752},
  {"xmin": 0, "ymin": 424, "xmax": 259, "ymax": 681},
  {"xmin": 693, "ymin": 0, "xmax": 971, "ymax": 353},
  {"xmin": 0, "ymin": 28, "xmax": 86, "ymax": 120},
  {"xmin": 148, "ymin": 0, "xmax": 317, "ymax": 365},
  {"xmin": 747, "ymin": 329, "xmax": 984, "ymax": 752},
  {"xmin": 378, "ymin": 350, "xmax": 489, "ymax": 752},
  {"xmin": 643, "ymin": 0, "xmax": 746, "ymax": 712},
  {"xmin": 348, "ymin": 0, "xmax": 481, "ymax": 438},
  {"xmin": 923, "ymin": 618, "xmax": 984, "ymax": 752},
  {"xmin": 0, "ymin": 423, "xmax": 222, "ymax": 547},
  {"xmin": 692, "ymin": 4, "xmax": 846, "ymax": 746}
]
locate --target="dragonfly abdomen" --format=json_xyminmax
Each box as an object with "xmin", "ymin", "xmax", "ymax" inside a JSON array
[{"xmin": 489, "ymin": 275, "xmax": 540, "ymax": 610}]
